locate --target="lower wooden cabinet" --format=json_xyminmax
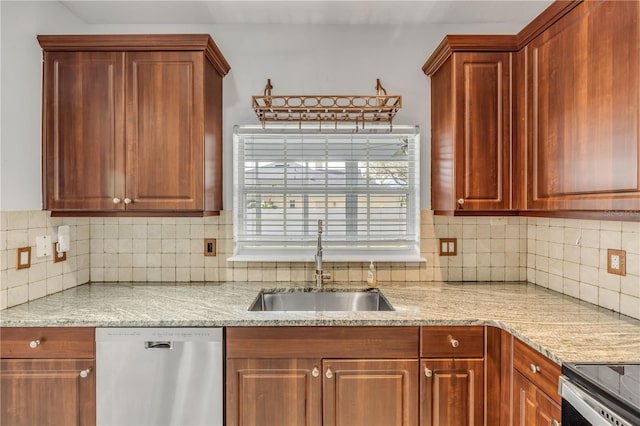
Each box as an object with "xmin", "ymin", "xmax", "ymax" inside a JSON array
[
  {"xmin": 323, "ymin": 359, "xmax": 418, "ymax": 426},
  {"xmin": 420, "ymin": 359, "xmax": 484, "ymax": 426},
  {"xmin": 226, "ymin": 358, "xmax": 322, "ymax": 426},
  {"xmin": 512, "ymin": 370, "xmax": 561, "ymax": 426},
  {"xmin": 1, "ymin": 359, "xmax": 95, "ymax": 426},
  {"xmin": 0, "ymin": 327, "xmax": 95, "ymax": 426}
]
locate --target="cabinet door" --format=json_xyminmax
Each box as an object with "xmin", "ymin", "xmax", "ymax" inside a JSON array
[
  {"xmin": 420, "ymin": 358, "xmax": 484, "ymax": 426},
  {"xmin": 1, "ymin": 359, "xmax": 95, "ymax": 426},
  {"xmin": 512, "ymin": 371, "xmax": 561, "ymax": 426},
  {"xmin": 43, "ymin": 51, "xmax": 125, "ymax": 211},
  {"xmin": 125, "ymin": 51, "xmax": 204, "ymax": 211},
  {"xmin": 525, "ymin": 0, "xmax": 640, "ymax": 211},
  {"xmin": 323, "ymin": 359, "xmax": 418, "ymax": 426},
  {"xmin": 454, "ymin": 52, "xmax": 512, "ymax": 211},
  {"xmin": 226, "ymin": 358, "xmax": 322, "ymax": 426}
]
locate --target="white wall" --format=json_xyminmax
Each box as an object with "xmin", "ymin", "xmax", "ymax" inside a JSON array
[{"xmin": 0, "ymin": 0, "xmax": 526, "ymax": 211}]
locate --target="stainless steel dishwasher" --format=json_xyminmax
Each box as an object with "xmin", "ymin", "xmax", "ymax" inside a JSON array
[{"xmin": 96, "ymin": 328, "xmax": 223, "ymax": 426}]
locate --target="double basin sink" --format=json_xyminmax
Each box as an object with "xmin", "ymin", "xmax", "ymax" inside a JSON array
[{"xmin": 249, "ymin": 288, "xmax": 394, "ymax": 312}]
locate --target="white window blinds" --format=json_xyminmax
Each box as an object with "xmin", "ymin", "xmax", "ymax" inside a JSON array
[{"xmin": 232, "ymin": 125, "xmax": 420, "ymax": 262}]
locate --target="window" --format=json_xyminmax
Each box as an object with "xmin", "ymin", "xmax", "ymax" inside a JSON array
[{"xmin": 232, "ymin": 125, "xmax": 420, "ymax": 262}]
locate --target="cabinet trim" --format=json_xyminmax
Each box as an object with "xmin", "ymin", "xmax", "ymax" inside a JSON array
[{"xmin": 37, "ymin": 34, "xmax": 230, "ymax": 77}]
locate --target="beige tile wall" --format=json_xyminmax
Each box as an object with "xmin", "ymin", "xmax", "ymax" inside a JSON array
[
  {"xmin": 85, "ymin": 210, "xmax": 526, "ymax": 286},
  {"xmin": 0, "ymin": 211, "xmax": 90, "ymax": 309},
  {"xmin": 2, "ymin": 210, "xmax": 637, "ymax": 321},
  {"xmin": 527, "ymin": 217, "xmax": 640, "ymax": 320}
]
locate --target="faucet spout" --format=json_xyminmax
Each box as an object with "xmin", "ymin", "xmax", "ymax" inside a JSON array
[{"xmin": 315, "ymin": 220, "xmax": 327, "ymax": 288}]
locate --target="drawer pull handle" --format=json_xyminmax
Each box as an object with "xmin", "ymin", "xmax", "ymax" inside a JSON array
[
  {"xmin": 79, "ymin": 367, "xmax": 93, "ymax": 378},
  {"xmin": 325, "ymin": 368, "xmax": 333, "ymax": 379},
  {"xmin": 457, "ymin": 198, "xmax": 464, "ymax": 205},
  {"xmin": 551, "ymin": 420, "xmax": 560, "ymax": 426},
  {"xmin": 124, "ymin": 198, "xmax": 132, "ymax": 205},
  {"xmin": 113, "ymin": 198, "xmax": 121, "ymax": 204},
  {"xmin": 529, "ymin": 363, "xmax": 541, "ymax": 374},
  {"xmin": 312, "ymin": 367, "xmax": 319, "ymax": 377},
  {"xmin": 450, "ymin": 338, "xmax": 459, "ymax": 348},
  {"xmin": 424, "ymin": 368, "xmax": 433, "ymax": 377},
  {"xmin": 29, "ymin": 340, "xmax": 40, "ymax": 349}
]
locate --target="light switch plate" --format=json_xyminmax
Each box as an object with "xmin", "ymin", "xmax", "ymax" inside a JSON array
[{"xmin": 36, "ymin": 235, "xmax": 52, "ymax": 257}]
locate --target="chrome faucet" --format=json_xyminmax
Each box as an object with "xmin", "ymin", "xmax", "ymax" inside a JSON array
[{"xmin": 315, "ymin": 219, "xmax": 330, "ymax": 288}]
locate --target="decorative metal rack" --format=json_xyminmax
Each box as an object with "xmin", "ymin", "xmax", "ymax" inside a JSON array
[{"xmin": 251, "ymin": 79, "xmax": 402, "ymax": 130}]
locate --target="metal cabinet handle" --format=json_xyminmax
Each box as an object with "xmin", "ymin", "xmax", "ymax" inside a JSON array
[
  {"xmin": 79, "ymin": 367, "xmax": 93, "ymax": 378},
  {"xmin": 424, "ymin": 367, "xmax": 433, "ymax": 377},
  {"xmin": 325, "ymin": 367, "xmax": 333, "ymax": 379},
  {"xmin": 312, "ymin": 367, "xmax": 319, "ymax": 377},
  {"xmin": 113, "ymin": 198, "xmax": 121, "ymax": 204},
  {"xmin": 529, "ymin": 363, "xmax": 541, "ymax": 374},
  {"xmin": 457, "ymin": 198, "xmax": 464, "ymax": 205},
  {"xmin": 29, "ymin": 340, "xmax": 40, "ymax": 349},
  {"xmin": 124, "ymin": 198, "xmax": 132, "ymax": 205},
  {"xmin": 450, "ymin": 337, "xmax": 459, "ymax": 348}
]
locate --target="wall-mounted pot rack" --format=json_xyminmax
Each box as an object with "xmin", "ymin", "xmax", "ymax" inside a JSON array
[{"xmin": 251, "ymin": 79, "xmax": 402, "ymax": 130}]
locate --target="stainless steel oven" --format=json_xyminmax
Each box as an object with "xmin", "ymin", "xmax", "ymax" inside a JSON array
[{"xmin": 560, "ymin": 363, "xmax": 640, "ymax": 426}]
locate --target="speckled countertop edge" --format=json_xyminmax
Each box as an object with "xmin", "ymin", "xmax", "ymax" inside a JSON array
[{"xmin": 1, "ymin": 281, "xmax": 639, "ymax": 366}]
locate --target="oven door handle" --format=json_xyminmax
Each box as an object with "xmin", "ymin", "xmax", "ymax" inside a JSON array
[{"xmin": 559, "ymin": 376, "xmax": 614, "ymax": 425}]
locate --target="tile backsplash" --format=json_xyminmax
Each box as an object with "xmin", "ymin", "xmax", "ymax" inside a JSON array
[
  {"xmin": 0, "ymin": 211, "xmax": 90, "ymax": 309},
  {"xmin": 1, "ymin": 210, "xmax": 637, "ymax": 320}
]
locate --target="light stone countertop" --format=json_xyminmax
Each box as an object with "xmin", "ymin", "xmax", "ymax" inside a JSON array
[{"xmin": 1, "ymin": 281, "xmax": 639, "ymax": 365}]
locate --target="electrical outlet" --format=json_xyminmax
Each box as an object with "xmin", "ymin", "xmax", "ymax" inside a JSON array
[
  {"xmin": 439, "ymin": 238, "xmax": 457, "ymax": 256},
  {"xmin": 204, "ymin": 239, "xmax": 217, "ymax": 256},
  {"xmin": 607, "ymin": 249, "xmax": 626, "ymax": 276}
]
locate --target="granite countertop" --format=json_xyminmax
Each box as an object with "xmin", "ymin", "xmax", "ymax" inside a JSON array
[{"xmin": 1, "ymin": 281, "xmax": 639, "ymax": 365}]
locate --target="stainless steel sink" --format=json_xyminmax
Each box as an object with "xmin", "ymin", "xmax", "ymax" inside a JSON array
[{"xmin": 248, "ymin": 289, "xmax": 394, "ymax": 312}]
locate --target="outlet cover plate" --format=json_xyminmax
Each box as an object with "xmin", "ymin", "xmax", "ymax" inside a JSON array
[
  {"xmin": 607, "ymin": 249, "xmax": 626, "ymax": 276},
  {"xmin": 439, "ymin": 238, "xmax": 457, "ymax": 256}
]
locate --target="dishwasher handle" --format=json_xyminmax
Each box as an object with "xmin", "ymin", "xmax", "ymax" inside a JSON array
[{"xmin": 145, "ymin": 341, "xmax": 173, "ymax": 349}]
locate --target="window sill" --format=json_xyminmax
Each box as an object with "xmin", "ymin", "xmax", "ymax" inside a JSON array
[{"xmin": 228, "ymin": 254, "xmax": 426, "ymax": 263}]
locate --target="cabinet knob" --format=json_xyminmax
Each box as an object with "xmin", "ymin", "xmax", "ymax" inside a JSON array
[
  {"xmin": 450, "ymin": 337, "xmax": 459, "ymax": 348},
  {"xmin": 551, "ymin": 420, "xmax": 560, "ymax": 426},
  {"xmin": 325, "ymin": 367, "xmax": 333, "ymax": 379},
  {"xmin": 124, "ymin": 198, "xmax": 132, "ymax": 205},
  {"xmin": 424, "ymin": 367, "xmax": 433, "ymax": 377},
  {"xmin": 79, "ymin": 367, "xmax": 93, "ymax": 378},
  {"xmin": 312, "ymin": 367, "xmax": 319, "ymax": 377},
  {"xmin": 29, "ymin": 339, "xmax": 40, "ymax": 349},
  {"xmin": 529, "ymin": 363, "xmax": 541, "ymax": 374},
  {"xmin": 457, "ymin": 198, "xmax": 464, "ymax": 205},
  {"xmin": 113, "ymin": 198, "xmax": 121, "ymax": 204}
]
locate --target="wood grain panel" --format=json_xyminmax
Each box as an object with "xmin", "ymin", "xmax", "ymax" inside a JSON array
[
  {"xmin": 420, "ymin": 326, "xmax": 484, "ymax": 358},
  {"xmin": 42, "ymin": 51, "xmax": 125, "ymax": 211},
  {"xmin": 125, "ymin": 51, "xmax": 204, "ymax": 211},
  {"xmin": 512, "ymin": 370, "xmax": 561, "ymax": 426},
  {"xmin": 204, "ymin": 59, "xmax": 224, "ymax": 212},
  {"xmin": 226, "ymin": 358, "xmax": 322, "ymax": 426},
  {"xmin": 430, "ymin": 58, "xmax": 455, "ymax": 212},
  {"xmin": 455, "ymin": 52, "xmax": 512, "ymax": 211},
  {"xmin": 526, "ymin": 0, "xmax": 640, "ymax": 210},
  {"xmin": 1, "ymin": 359, "xmax": 95, "ymax": 426},
  {"xmin": 420, "ymin": 358, "xmax": 484, "ymax": 426},
  {"xmin": 513, "ymin": 338, "xmax": 561, "ymax": 404},
  {"xmin": 323, "ymin": 359, "xmax": 418, "ymax": 426},
  {"xmin": 1, "ymin": 328, "xmax": 95, "ymax": 359}
]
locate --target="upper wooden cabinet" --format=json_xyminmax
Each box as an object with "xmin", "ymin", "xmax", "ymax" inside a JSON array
[
  {"xmin": 522, "ymin": 0, "xmax": 640, "ymax": 211},
  {"xmin": 424, "ymin": 44, "xmax": 514, "ymax": 214},
  {"xmin": 38, "ymin": 34, "xmax": 230, "ymax": 216}
]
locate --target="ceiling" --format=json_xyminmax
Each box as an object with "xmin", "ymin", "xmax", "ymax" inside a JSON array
[{"xmin": 60, "ymin": 1, "xmax": 554, "ymax": 25}]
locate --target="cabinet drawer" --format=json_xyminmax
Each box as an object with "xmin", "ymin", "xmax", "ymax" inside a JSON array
[
  {"xmin": 1, "ymin": 327, "xmax": 95, "ymax": 359},
  {"xmin": 513, "ymin": 338, "xmax": 561, "ymax": 403},
  {"xmin": 420, "ymin": 326, "xmax": 484, "ymax": 358}
]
